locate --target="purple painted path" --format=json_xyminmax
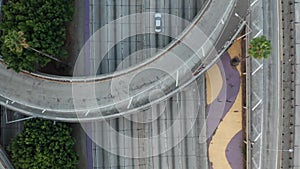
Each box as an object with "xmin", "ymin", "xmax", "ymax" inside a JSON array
[
  {"xmin": 207, "ymin": 52, "xmax": 241, "ymax": 169},
  {"xmin": 226, "ymin": 130, "xmax": 243, "ymax": 169},
  {"xmin": 220, "ymin": 53, "xmax": 240, "ymax": 118},
  {"xmin": 206, "ymin": 60, "xmax": 227, "ymax": 139},
  {"xmin": 206, "ymin": 52, "xmax": 240, "ymax": 139}
]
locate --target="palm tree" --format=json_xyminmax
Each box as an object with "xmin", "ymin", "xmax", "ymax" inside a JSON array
[
  {"xmin": 4, "ymin": 30, "xmax": 26, "ymax": 53},
  {"xmin": 248, "ymin": 36, "xmax": 272, "ymax": 59},
  {"xmin": 3, "ymin": 30, "xmax": 66, "ymax": 64}
]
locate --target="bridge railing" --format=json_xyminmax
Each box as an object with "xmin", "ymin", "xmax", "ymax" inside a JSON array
[{"xmin": 0, "ymin": 0, "xmax": 247, "ymax": 121}]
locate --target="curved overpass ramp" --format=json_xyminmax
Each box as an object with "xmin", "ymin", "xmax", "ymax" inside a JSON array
[{"xmin": 0, "ymin": 0, "xmax": 247, "ymax": 122}]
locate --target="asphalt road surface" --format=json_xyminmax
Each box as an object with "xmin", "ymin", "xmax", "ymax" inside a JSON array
[
  {"xmin": 90, "ymin": 0, "xmax": 206, "ymax": 74},
  {"xmin": 87, "ymin": 0, "xmax": 249, "ymax": 168},
  {"xmin": 259, "ymin": 0, "xmax": 282, "ymax": 168},
  {"xmin": 0, "ymin": 0, "xmax": 246, "ymax": 121},
  {"xmin": 89, "ymin": 0, "xmax": 208, "ymax": 168},
  {"xmin": 90, "ymin": 78, "xmax": 208, "ymax": 169}
]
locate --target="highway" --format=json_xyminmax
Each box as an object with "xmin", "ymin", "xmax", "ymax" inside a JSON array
[
  {"xmin": 0, "ymin": 0, "xmax": 248, "ymax": 168},
  {"xmin": 0, "ymin": 0, "xmax": 250, "ymax": 168},
  {"xmin": 90, "ymin": 0, "xmax": 206, "ymax": 74},
  {"xmin": 88, "ymin": 1, "xmax": 208, "ymax": 168},
  {"xmin": 87, "ymin": 0, "xmax": 248, "ymax": 168},
  {"xmin": 249, "ymin": 0, "xmax": 295, "ymax": 168},
  {"xmin": 0, "ymin": 0, "xmax": 248, "ymax": 122},
  {"xmin": 90, "ymin": 79, "xmax": 208, "ymax": 169},
  {"xmin": 256, "ymin": 0, "xmax": 298, "ymax": 168},
  {"xmin": 258, "ymin": 0, "xmax": 282, "ymax": 168}
]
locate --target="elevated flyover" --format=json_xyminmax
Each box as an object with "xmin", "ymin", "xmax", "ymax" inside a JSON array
[{"xmin": 0, "ymin": 0, "xmax": 248, "ymax": 122}]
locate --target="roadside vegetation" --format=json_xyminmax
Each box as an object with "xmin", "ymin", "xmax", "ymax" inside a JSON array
[
  {"xmin": 7, "ymin": 118, "xmax": 79, "ymax": 169},
  {"xmin": 0, "ymin": 0, "xmax": 74, "ymax": 72},
  {"xmin": 248, "ymin": 36, "xmax": 272, "ymax": 59}
]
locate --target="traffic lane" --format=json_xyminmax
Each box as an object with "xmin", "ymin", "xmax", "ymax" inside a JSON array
[
  {"xmin": 261, "ymin": 0, "xmax": 281, "ymax": 168},
  {"xmin": 0, "ymin": 0, "xmax": 240, "ymax": 121},
  {"xmin": 91, "ymin": 81, "xmax": 207, "ymax": 168},
  {"xmin": 213, "ymin": 0, "xmax": 248, "ymax": 51}
]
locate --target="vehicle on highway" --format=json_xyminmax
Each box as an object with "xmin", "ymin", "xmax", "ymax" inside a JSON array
[{"xmin": 155, "ymin": 13, "xmax": 162, "ymax": 33}]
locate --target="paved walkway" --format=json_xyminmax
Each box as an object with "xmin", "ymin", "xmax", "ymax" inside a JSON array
[
  {"xmin": 226, "ymin": 130, "xmax": 243, "ymax": 169},
  {"xmin": 206, "ymin": 40, "xmax": 243, "ymax": 169},
  {"xmin": 206, "ymin": 64, "xmax": 223, "ymax": 104}
]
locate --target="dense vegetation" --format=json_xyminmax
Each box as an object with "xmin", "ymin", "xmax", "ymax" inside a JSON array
[
  {"xmin": 0, "ymin": 0, "xmax": 74, "ymax": 72},
  {"xmin": 7, "ymin": 118, "xmax": 79, "ymax": 169},
  {"xmin": 248, "ymin": 36, "xmax": 272, "ymax": 59}
]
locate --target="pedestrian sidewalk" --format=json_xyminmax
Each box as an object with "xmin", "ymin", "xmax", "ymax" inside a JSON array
[{"xmin": 207, "ymin": 40, "xmax": 243, "ymax": 169}]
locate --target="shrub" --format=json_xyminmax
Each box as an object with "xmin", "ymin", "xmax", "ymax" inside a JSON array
[
  {"xmin": 0, "ymin": 0, "xmax": 74, "ymax": 72},
  {"xmin": 248, "ymin": 36, "xmax": 272, "ymax": 59},
  {"xmin": 7, "ymin": 118, "xmax": 79, "ymax": 169}
]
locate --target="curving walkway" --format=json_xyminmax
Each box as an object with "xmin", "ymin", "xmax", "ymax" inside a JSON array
[
  {"xmin": 226, "ymin": 130, "xmax": 243, "ymax": 169},
  {"xmin": 206, "ymin": 39, "xmax": 243, "ymax": 169},
  {"xmin": 206, "ymin": 52, "xmax": 240, "ymax": 139},
  {"xmin": 205, "ymin": 64, "xmax": 223, "ymax": 104},
  {"xmin": 0, "ymin": 0, "xmax": 248, "ymax": 121}
]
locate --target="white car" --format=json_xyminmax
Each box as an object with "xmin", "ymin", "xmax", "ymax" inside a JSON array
[{"xmin": 155, "ymin": 13, "xmax": 162, "ymax": 33}]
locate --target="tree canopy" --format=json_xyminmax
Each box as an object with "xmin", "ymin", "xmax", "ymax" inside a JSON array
[
  {"xmin": 0, "ymin": 0, "xmax": 74, "ymax": 72},
  {"xmin": 248, "ymin": 36, "xmax": 272, "ymax": 59},
  {"xmin": 7, "ymin": 118, "xmax": 79, "ymax": 169},
  {"xmin": 3, "ymin": 30, "xmax": 28, "ymax": 54}
]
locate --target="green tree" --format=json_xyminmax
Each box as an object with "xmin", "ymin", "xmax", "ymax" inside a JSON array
[
  {"xmin": 248, "ymin": 36, "xmax": 272, "ymax": 59},
  {"xmin": 0, "ymin": 0, "xmax": 74, "ymax": 72},
  {"xmin": 3, "ymin": 30, "xmax": 27, "ymax": 54},
  {"xmin": 4, "ymin": 30, "xmax": 65, "ymax": 64},
  {"xmin": 7, "ymin": 118, "xmax": 79, "ymax": 169}
]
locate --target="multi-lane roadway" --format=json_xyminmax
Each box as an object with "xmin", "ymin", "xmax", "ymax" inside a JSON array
[
  {"xmin": 0, "ymin": 0, "xmax": 247, "ymax": 122},
  {"xmin": 90, "ymin": 0, "xmax": 206, "ymax": 74},
  {"xmin": 0, "ymin": 0, "xmax": 252, "ymax": 169},
  {"xmin": 90, "ymin": 79, "xmax": 208, "ymax": 169},
  {"xmin": 249, "ymin": 0, "xmax": 297, "ymax": 168},
  {"xmin": 89, "ymin": 1, "xmax": 208, "ymax": 168},
  {"xmin": 260, "ymin": 0, "xmax": 282, "ymax": 167}
]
